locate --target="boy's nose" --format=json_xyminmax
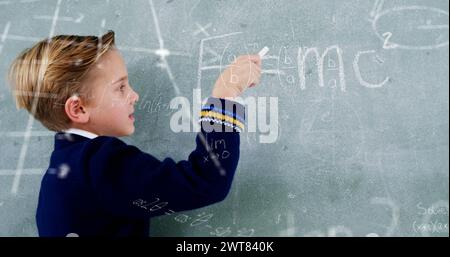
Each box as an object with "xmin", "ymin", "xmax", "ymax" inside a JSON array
[{"xmin": 131, "ymin": 90, "xmax": 139, "ymax": 104}]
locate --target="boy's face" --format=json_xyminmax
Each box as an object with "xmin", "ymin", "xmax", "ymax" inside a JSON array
[{"xmin": 81, "ymin": 49, "xmax": 139, "ymax": 137}]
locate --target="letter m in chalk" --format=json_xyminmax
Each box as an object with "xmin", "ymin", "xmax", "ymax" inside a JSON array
[{"xmin": 297, "ymin": 45, "xmax": 346, "ymax": 92}]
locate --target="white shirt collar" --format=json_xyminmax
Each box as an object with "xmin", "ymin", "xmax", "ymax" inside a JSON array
[{"xmin": 64, "ymin": 128, "xmax": 98, "ymax": 139}]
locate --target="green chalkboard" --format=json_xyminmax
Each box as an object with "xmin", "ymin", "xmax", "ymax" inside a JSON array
[{"xmin": 0, "ymin": 0, "xmax": 448, "ymax": 237}]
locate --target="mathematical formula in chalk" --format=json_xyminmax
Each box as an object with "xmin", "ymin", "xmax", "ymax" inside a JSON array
[{"xmin": 199, "ymin": 42, "xmax": 392, "ymax": 92}]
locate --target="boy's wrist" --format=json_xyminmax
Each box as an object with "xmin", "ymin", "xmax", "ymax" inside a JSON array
[{"xmin": 211, "ymin": 85, "xmax": 240, "ymax": 99}]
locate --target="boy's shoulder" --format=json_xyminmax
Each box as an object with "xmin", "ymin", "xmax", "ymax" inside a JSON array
[
  {"xmin": 54, "ymin": 132, "xmax": 129, "ymax": 149},
  {"xmin": 51, "ymin": 132, "xmax": 140, "ymax": 168},
  {"xmin": 46, "ymin": 133, "xmax": 144, "ymax": 186}
]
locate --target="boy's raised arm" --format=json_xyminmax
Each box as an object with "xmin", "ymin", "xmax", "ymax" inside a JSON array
[
  {"xmin": 85, "ymin": 97, "xmax": 245, "ymax": 218},
  {"xmin": 86, "ymin": 54, "xmax": 261, "ymax": 218}
]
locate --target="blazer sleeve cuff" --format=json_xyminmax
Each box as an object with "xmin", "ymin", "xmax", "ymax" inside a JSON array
[{"xmin": 199, "ymin": 97, "xmax": 246, "ymax": 133}]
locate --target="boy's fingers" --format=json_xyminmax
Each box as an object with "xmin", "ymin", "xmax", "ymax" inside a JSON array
[
  {"xmin": 252, "ymin": 63, "xmax": 262, "ymax": 73},
  {"xmin": 249, "ymin": 64, "xmax": 262, "ymax": 75},
  {"xmin": 256, "ymin": 55, "xmax": 263, "ymax": 66},
  {"xmin": 248, "ymin": 55, "xmax": 261, "ymax": 66},
  {"xmin": 249, "ymin": 73, "xmax": 261, "ymax": 87},
  {"xmin": 249, "ymin": 78, "xmax": 260, "ymax": 88}
]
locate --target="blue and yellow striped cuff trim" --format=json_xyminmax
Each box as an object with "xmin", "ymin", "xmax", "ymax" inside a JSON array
[
  {"xmin": 201, "ymin": 106, "xmax": 245, "ymax": 124},
  {"xmin": 199, "ymin": 117, "xmax": 243, "ymax": 133},
  {"xmin": 199, "ymin": 97, "xmax": 246, "ymax": 133},
  {"xmin": 200, "ymin": 111, "xmax": 245, "ymax": 131}
]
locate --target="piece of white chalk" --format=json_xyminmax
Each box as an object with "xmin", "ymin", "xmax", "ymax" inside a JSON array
[{"xmin": 258, "ymin": 46, "xmax": 269, "ymax": 58}]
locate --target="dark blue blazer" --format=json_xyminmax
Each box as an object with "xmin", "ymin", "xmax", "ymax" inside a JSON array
[{"xmin": 36, "ymin": 97, "xmax": 245, "ymax": 237}]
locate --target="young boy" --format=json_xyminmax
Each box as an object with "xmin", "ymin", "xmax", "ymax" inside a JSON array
[{"xmin": 8, "ymin": 31, "xmax": 261, "ymax": 237}]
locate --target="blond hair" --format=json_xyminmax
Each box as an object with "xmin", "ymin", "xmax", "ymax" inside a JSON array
[{"xmin": 8, "ymin": 31, "xmax": 116, "ymax": 131}]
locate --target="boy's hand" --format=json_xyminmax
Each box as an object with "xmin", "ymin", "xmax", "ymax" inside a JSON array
[{"xmin": 211, "ymin": 55, "xmax": 262, "ymax": 99}]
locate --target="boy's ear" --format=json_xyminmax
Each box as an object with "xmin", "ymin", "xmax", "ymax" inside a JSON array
[{"xmin": 64, "ymin": 95, "xmax": 90, "ymax": 124}]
